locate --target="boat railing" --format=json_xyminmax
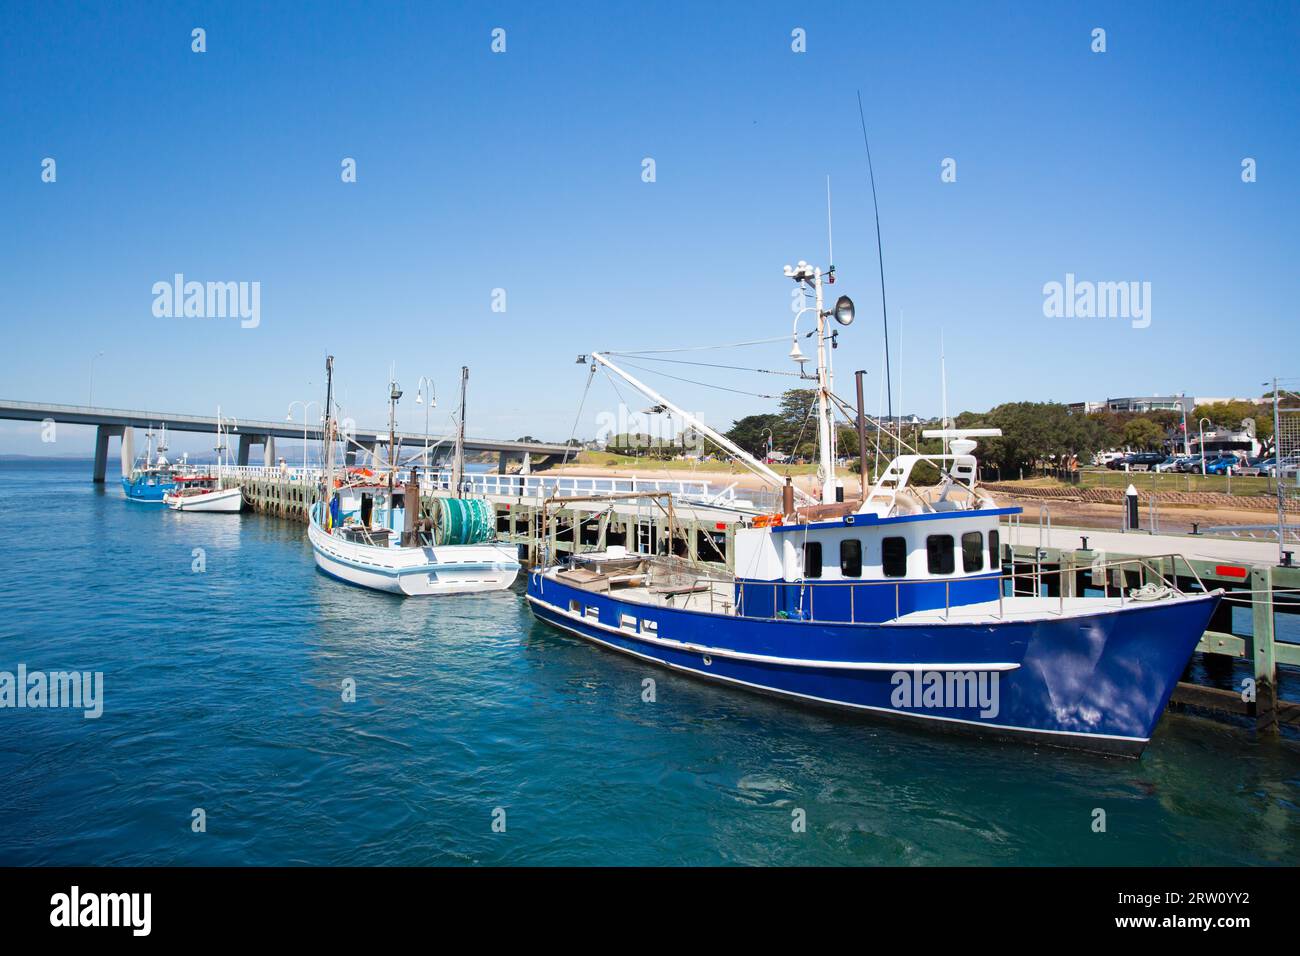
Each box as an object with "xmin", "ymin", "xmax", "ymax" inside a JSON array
[{"xmin": 627, "ymin": 553, "xmax": 1207, "ymax": 625}]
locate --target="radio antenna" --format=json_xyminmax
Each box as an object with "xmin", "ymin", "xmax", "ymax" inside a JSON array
[
  {"xmin": 826, "ymin": 174, "xmax": 834, "ymax": 271},
  {"xmin": 856, "ymin": 90, "xmax": 892, "ymax": 427}
]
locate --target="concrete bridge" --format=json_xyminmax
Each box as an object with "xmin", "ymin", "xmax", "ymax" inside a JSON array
[{"xmin": 0, "ymin": 400, "xmax": 570, "ymax": 481}]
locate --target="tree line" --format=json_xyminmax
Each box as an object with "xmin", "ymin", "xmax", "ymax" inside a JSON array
[{"xmin": 722, "ymin": 389, "xmax": 1281, "ymax": 475}]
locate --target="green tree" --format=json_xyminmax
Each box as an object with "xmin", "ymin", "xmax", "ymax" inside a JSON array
[{"xmin": 1122, "ymin": 417, "xmax": 1164, "ymax": 450}]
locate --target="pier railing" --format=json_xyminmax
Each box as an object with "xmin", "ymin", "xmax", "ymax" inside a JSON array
[{"xmin": 219, "ymin": 465, "xmax": 745, "ymax": 505}]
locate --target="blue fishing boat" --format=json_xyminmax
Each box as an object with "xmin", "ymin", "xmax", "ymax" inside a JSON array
[
  {"xmin": 527, "ymin": 261, "xmax": 1221, "ymax": 756},
  {"xmin": 120, "ymin": 425, "xmax": 178, "ymax": 503}
]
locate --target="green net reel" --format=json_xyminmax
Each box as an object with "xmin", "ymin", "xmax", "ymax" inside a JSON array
[{"xmin": 432, "ymin": 497, "xmax": 496, "ymax": 545}]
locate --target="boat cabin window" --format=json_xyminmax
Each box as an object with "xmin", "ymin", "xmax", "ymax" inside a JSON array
[
  {"xmin": 585, "ymin": 606, "xmax": 599, "ymax": 620},
  {"xmin": 840, "ymin": 539, "xmax": 862, "ymax": 577},
  {"xmin": 882, "ymin": 537, "xmax": 907, "ymax": 577},
  {"xmin": 988, "ymin": 529, "xmax": 1001, "ymax": 572},
  {"xmin": 620, "ymin": 613, "xmax": 637, "ymax": 631},
  {"xmin": 803, "ymin": 542, "xmax": 823, "ymax": 579},
  {"xmin": 926, "ymin": 535, "xmax": 955, "ymax": 575},
  {"xmin": 961, "ymin": 531, "xmax": 984, "ymax": 572},
  {"xmin": 640, "ymin": 619, "xmax": 658, "ymax": 636},
  {"xmin": 569, "ymin": 600, "xmax": 581, "ymax": 614}
]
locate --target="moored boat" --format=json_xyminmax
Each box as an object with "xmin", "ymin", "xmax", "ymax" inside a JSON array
[
  {"xmin": 307, "ymin": 359, "xmax": 520, "ymax": 596},
  {"xmin": 526, "ymin": 260, "xmax": 1221, "ymax": 756},
  {"xmin": 164, "ymin": 476, "xmax": 243, "ymax": 512},
  {"xmin": 121, "ymin": 425, "xmax": 177, "ymax": 502},
  {"xmin": 163, "ymin": 409, "xmax": 243, "ymax": 512}
]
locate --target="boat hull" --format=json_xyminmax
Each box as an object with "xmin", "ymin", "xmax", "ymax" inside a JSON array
[
  {"xmin": 308, "ymin": 508, "xmax": 520, "ymax": 596},
  {"xmin": 121, "ymin": 476, "xmax": 174, "ymax": 502},
  {"xmin": 526, "ymin": 574, "xmax": 1220, "ymax": 756},
  {"xmin": 164, "ymin": 487, "xmax": 243, "ymax": 512}
]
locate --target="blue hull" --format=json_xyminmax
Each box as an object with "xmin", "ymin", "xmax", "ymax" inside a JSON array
[
  {"xmin": 121, "ymin": 476, "xmax": 174, "ymax": 502},
  {"xmin": 526, "ymin": 574, "xmax": 1220, "ymax": 755}
]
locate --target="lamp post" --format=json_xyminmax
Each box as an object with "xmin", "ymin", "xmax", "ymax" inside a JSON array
[
  {"xmin": 1198, "ymin": 417, "xmax": 1211, "ymax": 476},
  {"xmin": 415, "ymin": 376, "xmax": 438, "ymax": 470},
  {"xmin": 1180, "ymin": 394, "xmax": 1191, "ymax": 456},
  {"xmin": 89, "ymin": 351, "xmax": 104, "ymax": 406},
  {"xmin": 287, "ymin": 401, "xmax": 321, "ymax": 472}
]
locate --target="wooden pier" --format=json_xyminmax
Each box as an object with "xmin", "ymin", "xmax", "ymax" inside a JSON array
[{"xmin": 224, "ymin": 467, "xmax": 1298, "ymax": 736}]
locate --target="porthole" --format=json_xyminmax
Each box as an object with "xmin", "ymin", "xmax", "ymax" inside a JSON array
[{"xmin": 702, "ymin": 655, "xmax": 712, "ymax": 666}]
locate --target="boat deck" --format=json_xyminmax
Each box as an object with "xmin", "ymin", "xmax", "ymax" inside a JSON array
[
  {"xmin": 544, "ymin": 560, "xmax": 1217, "ymax": 626},
  {"xmin": 889, "ymin": 593, "xmax": 1211, "ymax": 626}
]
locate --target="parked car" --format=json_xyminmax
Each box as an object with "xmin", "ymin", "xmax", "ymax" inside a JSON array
[
  {"xmin": 1204, "ymin": 454, "xmax": 1242, "ymax": 476},
  {"xmin": 1174, "ymin": 456, "xmax": 1203, "ymax": 473},
  {"xmin": 1153, "ymin": 455, "xmax": 1183, "ymax": 473},
  {"xmin": 1093, "ymin": 450, "xmax": 1127, "ymax": 467},
  {"xmin": 1109, "ymin": 451, "xmax": 1168, "ymax": 472}
]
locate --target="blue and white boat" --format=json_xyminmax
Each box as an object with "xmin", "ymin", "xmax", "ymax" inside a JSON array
[
  {"xmin": 527, "ymin": 261, "xmax": 1220, "ymax": 756},
  {"xmin": 121, "ymin": 426, "xmax": 178, "ymax": 503}
]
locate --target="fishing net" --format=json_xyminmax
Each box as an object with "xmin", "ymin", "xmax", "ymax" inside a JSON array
[{"xmin": 433, "ymin": 498, "xmax": 496, "ymax": 545}]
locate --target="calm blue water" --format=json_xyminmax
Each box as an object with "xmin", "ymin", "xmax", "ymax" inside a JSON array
[{"xmin": 1, "ymin": 459, "xmax": 1297, "ymax": 866}]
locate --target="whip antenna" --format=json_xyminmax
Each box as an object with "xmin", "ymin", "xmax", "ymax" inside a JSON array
[{"xmin": 857, "ymin": 90, "xmax": 892, "ymax": 427}]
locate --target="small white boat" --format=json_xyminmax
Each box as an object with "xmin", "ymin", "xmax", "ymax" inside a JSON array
[
  {"xmin": 309, "ymin": 484, "xmax": 518, "ymax": 595},
  {"xmin": 165, "ymin": 477, "xmax": 243, "ymax": 512},
  {"xmin": 163, "ymin": 409, "xmax": 244, "ymax": 513},
  {"xmin": 307, "ymin": 359, "xmax": 520, "ymax": 596}
]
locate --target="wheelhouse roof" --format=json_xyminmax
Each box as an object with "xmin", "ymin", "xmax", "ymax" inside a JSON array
[{"xmin": 767, "ymin": 506, "xmax": 1022, "ymax": 535}]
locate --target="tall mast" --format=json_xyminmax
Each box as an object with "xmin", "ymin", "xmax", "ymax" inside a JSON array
[
  {"xmin": 452, "ymin": 366, "xmax": 468, "ymax": 496},
  {"xmin": 322, "ymin": 355, "xmax": 335, "ymax": 499},
  {"xmin": 387, "ymin": 374, "xmax": 402, "ymax": 497},
  {"xmin": 785, "ymin": 261, "xmax": 840, "ymax": 504},
  {"xmin": 814, "ymin": 267, "xmax": 835, "ymax": 503}
]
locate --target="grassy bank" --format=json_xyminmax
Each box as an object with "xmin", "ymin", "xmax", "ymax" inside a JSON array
[{"xmin": 1009, "ymin": 468, "xmax": 1280, "ymax": 497}]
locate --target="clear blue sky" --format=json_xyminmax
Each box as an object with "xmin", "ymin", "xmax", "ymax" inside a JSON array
[{"xmin": 2, "ymin": 0, "xmax": 1297, "ymax": 455}]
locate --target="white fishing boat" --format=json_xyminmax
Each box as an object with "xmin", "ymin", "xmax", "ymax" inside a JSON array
[
  {"xmin": 164, "ymin": 409, "xmax": 243, "ymax": 513},
  {"xmin": 165, "ymin": 477, "xmax": 243, "ymax": 512},
  {"xmin": 307, "ymin": 359, "xmax": 521, "ymax": 596}
]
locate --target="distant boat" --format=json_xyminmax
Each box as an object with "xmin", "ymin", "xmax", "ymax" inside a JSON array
[
  {"xmin": 121, "ymin": 425, "xmax": 177, "ymax": 503},
  {"xmin": 165, "ymin": 477, "xmax": 243, "ymax": 512},
  {"xmin": 307, "ymin": 359, "xmax": 520, "ymax": 596},
  {"xmin": 164, "ymin": 409, "xmax": 243, "ymax": 512}
]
